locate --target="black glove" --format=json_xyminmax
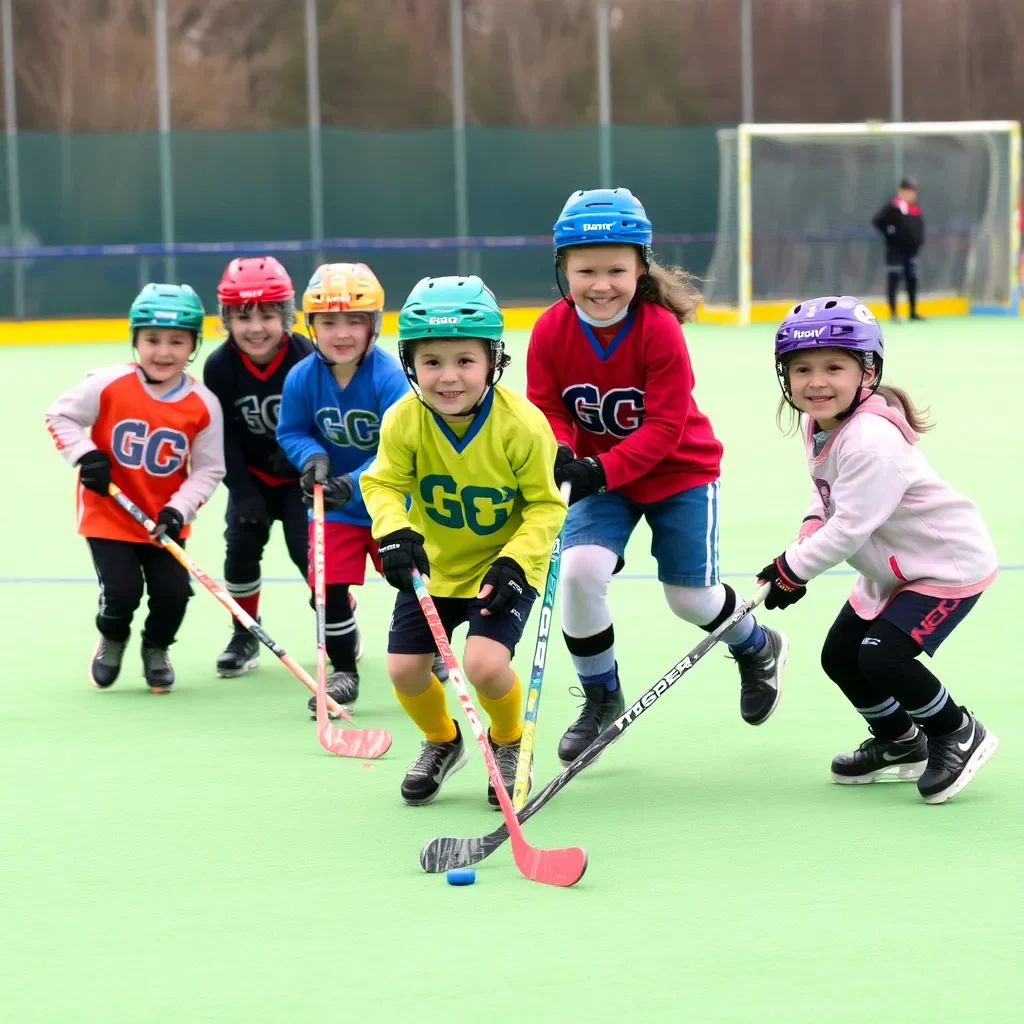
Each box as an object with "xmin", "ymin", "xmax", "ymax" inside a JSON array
[
  {"xmin": 477, "ymin": 556, "xmax": 527, "ymax": 617},
  {"xmin": 300, "ymin": 453, "xmax": 330, "ymax": 503},
  {"xmin": 232, "ymin": 489, "xmax": 269, "ymax": 526},
  {"xmin": 553, "ymin": 443, "xmax": 575, "ymax": 475},
  {"xmin": 321, "ymin": 474, "xmax": 354, "ymax": 512},
  {"xmin": 77, "ymin": 450, "xmax": 112, "ymax": 495},
  {"xmin": 150, "ymin": 506, "xmax": 185, "ymax": 544},
  {"xmin": 555, "ymin": 455, "xmax": 606, "ymax": 506},
  {"xmin": 757, "ymin": 553, "xmax": 808, "ymax": 610},
  {"xmin": 378, "ymin": 528, "xmax": 430, "ymax": 593}
]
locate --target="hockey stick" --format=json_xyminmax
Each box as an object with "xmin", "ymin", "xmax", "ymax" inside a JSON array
[
  {"xmin": 311, "ymin": 483, "xmax": 336, "ymax": 753},
  {"xmin": 512, "ymin": 480, "xmax": 571, "ymax": 809},
  {"xmin": 419, "ymin": 583, "xmax": 769, "ymax": 872},
  {"xmin": 410, "ymin": 569, "xmax": 587, "ymax": 887},
  {"xmin": 108, "ymin": 484, "xmax": 391, "ymax": 760}
]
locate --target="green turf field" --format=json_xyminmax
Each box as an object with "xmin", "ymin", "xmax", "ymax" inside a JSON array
[{"xmin": 1, "ymin": 319, "xmax": 1020, "ymax": 1022}]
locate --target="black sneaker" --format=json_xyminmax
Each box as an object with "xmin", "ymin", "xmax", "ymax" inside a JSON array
[
  {"xmin": 216, "ymin": 627, "xmax": 260, "ymax": 677},
  {"xmin": 487, "ymin": 732, "xmax": 532, "ymax": 810},
  {"xmin": 909, "ymin": 312, "xmax": 926, "ymax": 321},
  {"xmin": 918, "ymin": 710, "xmax": 999, "ymax": 805},
  {"xmin": 557, "ymin": 681, "xmax": 625, "ymax": 766},
  {"xmin": 733, "ymin": 625, "xmax": 788, "ymax": 725},
  {"xmin": 141, "ymin": 645, "xmax": 174, "ymax": 693},
  {"xmin": 90, "ymin": 635, "xmax": 126, "ymax": 688},
  {"xmin": 307, "ymin": 670, "xmax": 359, "ymax": 717},
  {"xmin": 401, "ymin": 723, "xmax": 469, "ymax": 806},
  {"xmin": 831, "ymin": 729, "xmax": 929, "ymax": 784},
  {"xmin": 432, "ymin": 654, "xmax": 449, "ymax": 683}
]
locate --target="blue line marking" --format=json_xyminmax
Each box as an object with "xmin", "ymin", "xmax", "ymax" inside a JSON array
[{"xmin": 2, "ymin": 567, "xmax": 1022, "ymax": 585}]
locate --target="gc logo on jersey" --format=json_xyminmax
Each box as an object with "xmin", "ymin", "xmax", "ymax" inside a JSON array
[
  {"xmin": 315, "ymin": 407, "xmax": 380, "ymax": 450},
  {"xmin": 235, "ymin": 394, "xmax": 281, "ymax": 435},
  {"xmin": 420, "ymin": 475, "xmax": 516, "ymax": 536},
  {"xmin": 111, "ymin": 420, "xmax": 189, "ymax": 475},
  {"xmin": 561, "ymin": 384, "xmax": 645, "ymax": 438}
]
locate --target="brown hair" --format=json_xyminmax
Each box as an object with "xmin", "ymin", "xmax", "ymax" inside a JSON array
[
  {"xmin": 775, "ymin": 377, "xmax": 934, "ymax": 435},
  {"xmin": 636, "ymin": 259, "xmax": 702, "ymax": 323},
  {"xmin": 558, "ymin": 246, "xmax": 702, "ymax": 324}
]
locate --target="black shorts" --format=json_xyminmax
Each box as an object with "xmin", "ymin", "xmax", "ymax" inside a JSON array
[
  {"xmin": 876, "ymin": 590, "xmax": 981, "ymax": 656},
  {"xmin": 387, "ymin": 588, "xmax": 537, "ymax": 657}
]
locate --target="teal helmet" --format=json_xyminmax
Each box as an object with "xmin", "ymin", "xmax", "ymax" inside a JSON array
[
  {"xmin": 397, "ymin": 276, "xmax": 506, "ymax": 387},
  {"xmin": 129, "ymin": 283, "xmax": 206, "ymax": 358}
]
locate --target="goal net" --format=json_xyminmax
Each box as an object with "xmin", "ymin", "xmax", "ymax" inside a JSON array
[{"xmin": 703, "ymin": 121, "xmax": 1021, "ymax": 324}]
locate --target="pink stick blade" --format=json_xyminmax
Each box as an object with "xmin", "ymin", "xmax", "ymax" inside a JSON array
[
  {"xmin": 411, "ymin": 570, "xmax": 587, "ymax": 886},
  {"xmin": 109, "ymin": 484, "xmax": 392, "ymax": 759}
]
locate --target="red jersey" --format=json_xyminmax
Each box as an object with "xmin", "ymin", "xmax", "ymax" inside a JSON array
[
  {"xmin": 526, "ymin": 300, "xmax": 722, "ymax": 504},
  {"xmin": 45, "ymin": 364, "xmax": 225, "ymax": 542}
]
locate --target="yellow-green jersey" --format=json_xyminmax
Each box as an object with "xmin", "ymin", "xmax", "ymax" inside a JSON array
[{"xmin": 361, "ymin": 386, "xmax": 567, "ymax": 598}]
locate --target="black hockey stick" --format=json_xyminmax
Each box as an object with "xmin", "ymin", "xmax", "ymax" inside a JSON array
[{"xmin": 419, "ymin": 583, "xmax": 769, "ymax": 873}]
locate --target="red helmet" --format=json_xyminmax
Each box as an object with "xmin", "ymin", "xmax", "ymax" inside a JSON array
[{"xmin": 217, "ymin": 257, "xmax": 294, "ymax": 306}]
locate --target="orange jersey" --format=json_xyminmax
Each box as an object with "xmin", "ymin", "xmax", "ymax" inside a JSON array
[{"xmin": 45, "ymin": 364, "xmax": 225, "ymax": 542}]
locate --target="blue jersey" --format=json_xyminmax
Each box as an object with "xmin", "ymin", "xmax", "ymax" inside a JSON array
[{"xmin": 276, "ymin": 347, "xmax": 410, "ymax": 525}]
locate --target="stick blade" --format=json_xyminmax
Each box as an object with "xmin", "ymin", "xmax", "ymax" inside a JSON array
[
  {"xmin": 318, "ymin": 721, "xmax": 392, "ymax": 759},
  {"xmin": 419, "ymin": 834, "xmax": 495, "ymax": 873},
  {"xmin": 514, "ymin": 840, "xmax": 588, "ymax": 888}
]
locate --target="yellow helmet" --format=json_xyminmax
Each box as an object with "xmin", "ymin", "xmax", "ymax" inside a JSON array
[
  {"xmin": 303, "ymin": 262, "xmax": 384, "ymax": 315},
  {"xmin": 302, "ymin": 263, "xmax": 385, "ymax": 360}
]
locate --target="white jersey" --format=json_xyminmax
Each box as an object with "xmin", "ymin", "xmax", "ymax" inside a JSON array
[{"xmin": 784, "ymin": 394, "xmax": 997, "ymax": 619}]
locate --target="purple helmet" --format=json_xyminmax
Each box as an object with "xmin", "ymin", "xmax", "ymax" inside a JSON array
[
  {"xmin": 775, "ymin": 296, "xmax": 884, "ymax": 413},
  {"xmin": 775, "ymin": 295, "xmax": 884, "ymax": 365}
]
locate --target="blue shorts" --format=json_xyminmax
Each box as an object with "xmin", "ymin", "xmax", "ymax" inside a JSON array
[
  {"xmin": 563, "ymin": 482, "xmax": 720, "ymax": 587},
  {"xmin": 880, "ymin": 590, "xmax": 981, "ymax": 656},
  {"xmin": 387, "ymin": 587, "xmax": 538, "ymax": 657}
]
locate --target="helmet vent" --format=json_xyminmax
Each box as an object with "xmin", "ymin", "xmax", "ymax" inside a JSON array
[{"xmin": 824, "ymin": 299, "xmax": 838, "ymax": 308}]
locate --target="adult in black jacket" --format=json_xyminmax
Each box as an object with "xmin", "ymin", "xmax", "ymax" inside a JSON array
[{"xmin": 872, "ymin": 177, "xmax": 925, "ymax": 322}]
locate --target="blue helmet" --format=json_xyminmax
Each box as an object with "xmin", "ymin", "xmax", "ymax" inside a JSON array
[{"xmin": 552, "ymin": 187, "xmax": 653, "ymax": 265}]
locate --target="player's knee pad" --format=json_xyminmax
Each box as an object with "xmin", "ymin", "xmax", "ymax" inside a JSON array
[
  {"xmin": 560, "ymin": 545, "xmax": 618, "ymax": 637},
  {"xmin": 663, "ymin": 582, "xmax": 733, "ymax": 629},
  {"xmin": 856, "ymin": 620, "xmax": 920, "ymax": 679}
]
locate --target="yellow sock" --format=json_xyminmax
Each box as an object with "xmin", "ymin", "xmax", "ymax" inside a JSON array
[
  {"xmin": 394, "ymin": 677, "xmax": 457, "ymax": 744},
  {"xmin": 478, "ymin": 673, "xmax": 523, "ymax": 745}
]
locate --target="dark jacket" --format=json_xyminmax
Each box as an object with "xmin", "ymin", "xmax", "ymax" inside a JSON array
[{"xmin": 872, "ymin": 197, "xmax": 925, "ymax": 255}]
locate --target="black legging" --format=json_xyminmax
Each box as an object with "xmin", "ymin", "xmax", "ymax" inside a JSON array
[{"xmin": 87, "ymin": 537, "xmax": 192, "ymax": 648}]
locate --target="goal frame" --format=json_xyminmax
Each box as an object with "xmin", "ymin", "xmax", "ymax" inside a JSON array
[{"xmin": 728, "ymin": 120, "xmax": 1021, "ymax": 326}]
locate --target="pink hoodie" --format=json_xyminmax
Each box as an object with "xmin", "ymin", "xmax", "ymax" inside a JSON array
[{"xmin": 784, "ymin": 394, "xmax": 997, "ymax": 619}]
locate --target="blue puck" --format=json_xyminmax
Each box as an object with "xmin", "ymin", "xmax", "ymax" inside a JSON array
[{"xmin": 446, "ymin": 868, "xmax": 476, "ymax": 886}]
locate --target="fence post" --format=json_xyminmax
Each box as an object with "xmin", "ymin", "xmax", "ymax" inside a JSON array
[
  {"xmin": 740, "ymin": 0, "xmax": 753, "ymax": 124},
  {"xmin": 597, "ymin": 0, "xmax": 612, "ymax": 187},
  {"xmin": 154, "ymin": 0, "xmax": 176, "ymax": 282},
  {"xmin": 891, "ymin": 0, "xmax": 904, "ymax": 182},
  {"xmin": 1, "ymin": 0, "xmax": 25, "ymax": 318},
  {"xmin": 305, "ymin": 0, "xmax": 325, "ymax": 268},
  {"xmin": 450, "ymin": 0, "xmax": 469, "ymax": 275}
]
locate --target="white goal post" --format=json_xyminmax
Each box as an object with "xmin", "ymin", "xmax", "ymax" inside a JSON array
[{"xmin": 703, "ymin": 120, "xmax": 1021, "ymax": 325}]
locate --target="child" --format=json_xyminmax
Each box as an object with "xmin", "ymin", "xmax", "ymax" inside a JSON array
[
  {"xmin": 758, "ymin": 295, "xmax": 998, "ymax": 805},
  {"xmin": 872, "ymin": 176, "xmax": 926, "ymax": 322},
  {"xmin": 276, "ymin": 263, "xmax": 414, "ymax": 715},
  {"xmin": 44, "ymin": 284, "xmax": 225, "ymax": 692},
  {"xmin": 361, "ymin": 276, "xmax": 566, "ymax": 808},
  {"xmin": 526, "ymin": 187, "xmax": 786, "ymax": 766},
  {"xmin": 202, "ymin": 257, "xmax": 313, "ymax": 676}
]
